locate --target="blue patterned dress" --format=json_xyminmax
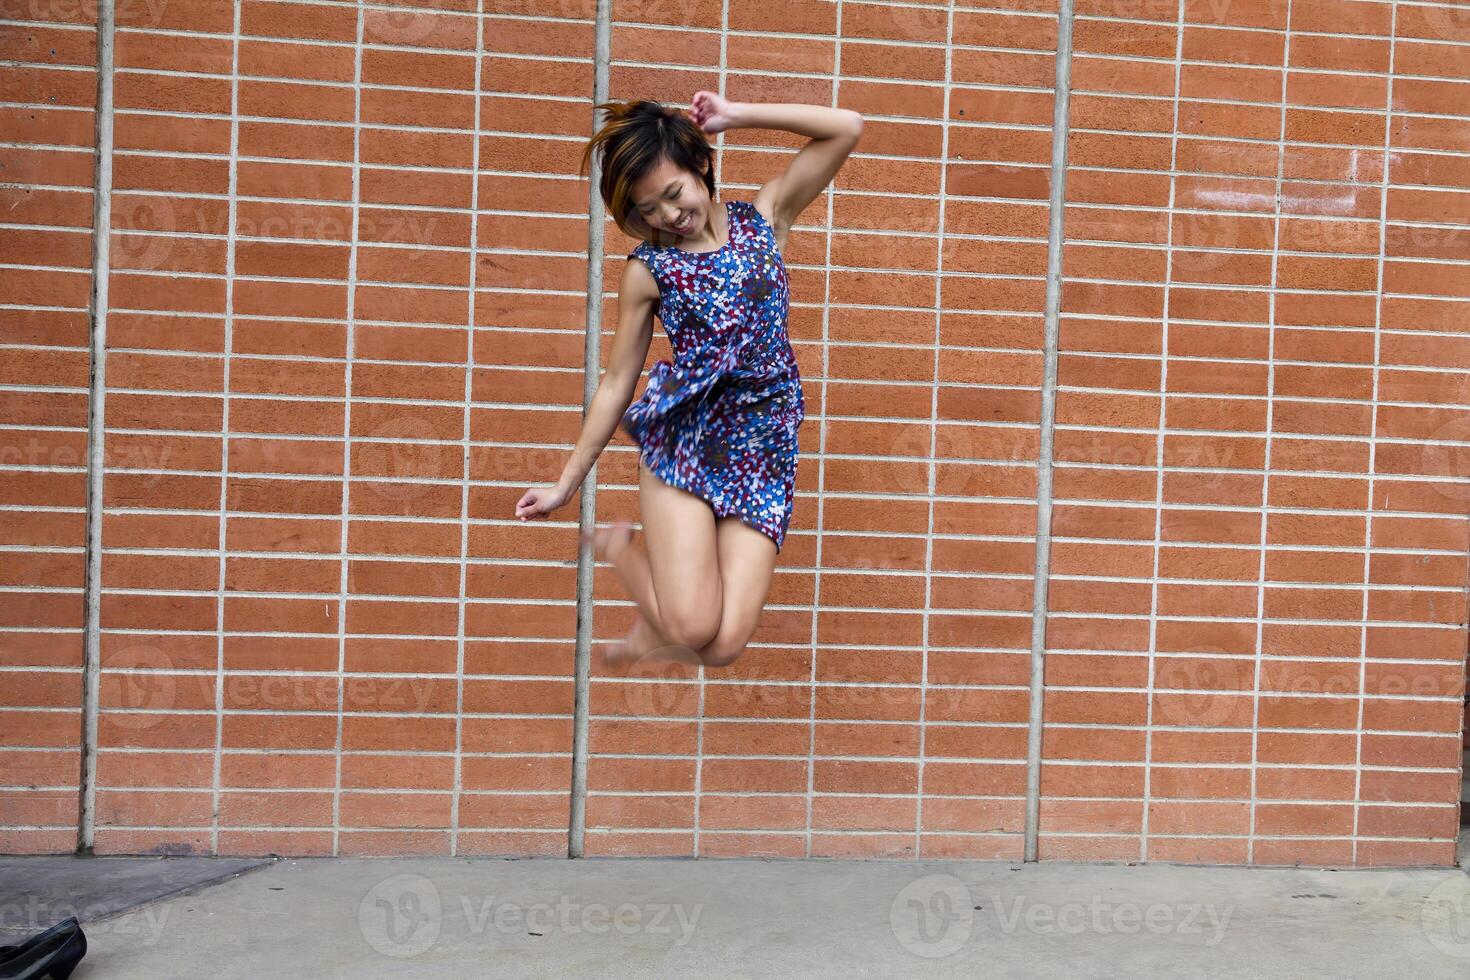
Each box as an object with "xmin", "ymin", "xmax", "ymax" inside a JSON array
[{"xmin": 620, "ymin": 199, "xmax": 805, "ymax": 552}]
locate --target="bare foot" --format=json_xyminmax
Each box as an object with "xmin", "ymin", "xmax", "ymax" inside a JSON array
[
  {"xmin": 600, "ymin": 615, "xmax": 661, "ymax": 669},
  {"xmin": 582, "ymin": 520, "xmax": 635, "ymax": 565},
  {"xmin": 599, "ymin": 616, "xmax": 706, "ymax": 671}
]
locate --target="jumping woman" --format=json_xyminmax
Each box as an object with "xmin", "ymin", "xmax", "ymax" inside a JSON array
[{"xmin": 515, "ymin": 92, "xmax": 862, "ymax": 670}]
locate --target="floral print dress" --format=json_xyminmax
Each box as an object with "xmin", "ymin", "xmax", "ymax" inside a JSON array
[{"xmin": 620, "ymin": 198, "xmax": 805, "ymax": 552}]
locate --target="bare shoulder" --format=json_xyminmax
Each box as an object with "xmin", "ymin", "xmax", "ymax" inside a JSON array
[
  {"xmin": 623, "ymin": 251, "xmax": 656, "ymax": 284},
  {"xmin": 621, "ymin": 252, "xmax": 660, "ymax": 302}
]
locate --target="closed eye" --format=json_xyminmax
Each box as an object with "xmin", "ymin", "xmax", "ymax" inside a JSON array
[{"xmin": 638, "ymin": 187, "xmax": 680, "ymax": 216}]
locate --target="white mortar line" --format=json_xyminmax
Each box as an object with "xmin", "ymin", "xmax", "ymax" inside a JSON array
[
  {"xmin": 449, "ymin": 0, "xmax": 486, "ymax": 861},
  {"xmin": 568, "ymin": 0, "xmax": 612, "ymax": 860},
  {"xmin": 804, "ymin": 0, "xmax": 843, "ymax": 859},
  {"xmin": 1140, "ymin": 0, "xmax": 1188, "ymax": 866},
  {"xmin": 331, "ymin": 2, "xmax": 366, "ymax": 858},
  {"xmin": 208, "ymin": 0, "xmax": 243, "ymax": 859},
  {"xmin": 77, "ymin": 0, "xmax": 116, "ymax": 855},
  {"xmin": 1353, "ymin": 1, "xmax": 1398, "ymax": 867},
  {"xmin": 691, "ymin": 0, "xmax": 731, "ymax": 859},
  {"xmin": 1023, "ymin": 0, "xmax": 1075, "ymax": 864},
  {"xmin": 1248, "ymin": 0, "xmax": 1293, "ymax": 866},
  {"xmin": 916, "ymin": 0, "xmax": 956, "ymax": 860}
]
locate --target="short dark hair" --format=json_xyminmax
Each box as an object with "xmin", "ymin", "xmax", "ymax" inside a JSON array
[{"xmin": 580, "ymin": 99, "xmax": 716, "ymax": 240}]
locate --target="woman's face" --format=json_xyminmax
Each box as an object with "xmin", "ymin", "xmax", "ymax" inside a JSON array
[{"xmin": 626, "ymin": 155, "xmax": 712, "ymax": 242}]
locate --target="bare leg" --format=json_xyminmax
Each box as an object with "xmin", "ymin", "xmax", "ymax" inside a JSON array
[
  {"xmin": 591, "ymin": 516, "xmax": 778, "ymax": 671},
  {"xmin": 602, "ymin": 527, "xmax": 663, "ymax": 632},
  {"xmin": 690, "ymin": 515, "xmax": 779, "ymax": 668},
  {"xmin": 630, "ymin": 461, "xmax": 723, "ymax": 649},
  {"xmin": 606, "ymin": 614, "xmax": 703, "ymax": 670},
  {"xmin": 586, "ymin": 522, "xmax": 701, "ymax": 668},
  {"xmin": 587, "ymin": 461, "xmax": 725, "ymax": 670}
]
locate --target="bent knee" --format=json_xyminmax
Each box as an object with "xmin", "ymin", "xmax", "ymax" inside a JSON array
[
  {"xmin": 701, "ymin": 642, "xmax": 746, "ymax": 669},
  {"xmin": 661, "ymin": 610, "xmax": 720, "ymax": 651},
  {"xmin": 701, "ymin": 626, "xmax": 753, "ymax": 668}
]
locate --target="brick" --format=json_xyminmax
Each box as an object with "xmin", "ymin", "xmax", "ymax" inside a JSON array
[{"xmin": 3, "ymin": 0, "xmax": 1465, "ymax": 872}]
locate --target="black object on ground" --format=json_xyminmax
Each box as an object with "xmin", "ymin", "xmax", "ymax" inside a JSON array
[{"xmin": 0, "ymin": 916, "xmax": 87, "ymax": 979}]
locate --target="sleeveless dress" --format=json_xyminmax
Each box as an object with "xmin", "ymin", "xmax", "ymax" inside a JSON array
[{"xmin": 620, "ymin": 198, "xmax": 805, "ymax": 552}]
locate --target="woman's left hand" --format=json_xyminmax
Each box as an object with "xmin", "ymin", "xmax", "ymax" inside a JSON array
[{"xmin": 690, "ymin": 91, "xmax": 735, "ymax": 134}]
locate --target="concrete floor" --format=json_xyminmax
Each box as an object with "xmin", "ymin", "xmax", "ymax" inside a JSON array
[
  {"xmin": 6, "ymin": 851, "xmax": 1469, "ymax": 978},
  {"xmin": 0, "ymin": 855, "xmax": 270, "ymax": 941}
]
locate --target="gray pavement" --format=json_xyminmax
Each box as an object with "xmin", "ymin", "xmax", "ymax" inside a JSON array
[
  {"xmin": 5, "ymin": 850, "xmax": 1470, "ymax": 978},
  {"xmin": 0, "ymin": 855, "xmax": 270, "ymax": 940}
]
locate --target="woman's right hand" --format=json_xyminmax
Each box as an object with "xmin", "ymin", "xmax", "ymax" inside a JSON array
[{"xmin": 515, "ymin": 483, "xmax": 572, "ymax": 521}]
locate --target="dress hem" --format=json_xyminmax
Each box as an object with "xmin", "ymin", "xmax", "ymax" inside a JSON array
[{"xmin": 637, "ymin": 451, "xmax": 785, "ymax": 554}]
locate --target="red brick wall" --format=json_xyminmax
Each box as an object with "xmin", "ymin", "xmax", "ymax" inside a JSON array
[
  {"xmin": 2, "ymin": 0, "xmax": 1467, "ymax": 866},
  {"xmin": 1052, "ymin": 0, "xmax": 1470, "ymax": 868},
  {"xmin": 0, "ymin": 0, "xmax": 98, "ymax": 853}
]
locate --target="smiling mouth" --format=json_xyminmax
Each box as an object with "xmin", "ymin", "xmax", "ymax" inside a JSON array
[{"xmin": 673, "ymin": 214, "xmax": 694, "ymax": 233}]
